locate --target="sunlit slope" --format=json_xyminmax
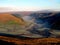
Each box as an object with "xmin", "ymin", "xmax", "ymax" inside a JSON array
[{"xmin": 0, "ymin": 13, "xmax": 26, "ymax": 26}]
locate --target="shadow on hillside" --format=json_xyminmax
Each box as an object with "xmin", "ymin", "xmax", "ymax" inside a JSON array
[
  {"xmin": 0, "ymin": 40, "xmax": 16, "ymax": 45},
  {"xmin": 0, "ymin": 33, "xmax": 32, "ymax": 39}
]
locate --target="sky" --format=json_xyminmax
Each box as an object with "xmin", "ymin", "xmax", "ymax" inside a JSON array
[{"xmin": 0, "ymin": 0, "xmax": 60, "ymax": 11}]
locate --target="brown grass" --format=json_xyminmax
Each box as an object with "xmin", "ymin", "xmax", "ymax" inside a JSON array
[
  {"xmin": 0, "ymin": 36, "xmax": 60, "ymax": 45},
  {"xmin": 0, "ymin": 13, "xmax": 26, "ymax": 26}
]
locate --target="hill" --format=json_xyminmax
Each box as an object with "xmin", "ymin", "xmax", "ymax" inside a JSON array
[
  {"xmin": 0, "ymin": 11, "xmax": 60, "ymax": 45},
  {"xmin": 0, "ymin": 11, "xmax": 60, "ymax": 38},
  {"xmin": 0, "ymin": 13, "xmax": 26, "ymax": 25}
]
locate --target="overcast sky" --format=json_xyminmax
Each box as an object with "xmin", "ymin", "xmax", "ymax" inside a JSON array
[{"xmin": 0, "ymin": 0, "xmax": 60, "ymax": 11}]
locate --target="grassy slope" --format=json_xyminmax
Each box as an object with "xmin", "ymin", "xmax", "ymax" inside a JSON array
[
  {"xmin": 0, "ymin": 13, "xmax": 26, "ymax": 25},
  {"xmin": 0, "ymin": 13, "xmax": 28, "ymax": 35}
]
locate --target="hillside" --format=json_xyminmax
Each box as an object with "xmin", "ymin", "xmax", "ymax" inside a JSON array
[
  {"xmin": 0, "ymin": 11, "xmax": 60, "ymax": 45},
  {"xmin": 0, "ymin": 13, "xmax": 28, "ymax": 35},
  {"xmin": 0, "ymin": 11, "xmax": 60, "ymax": 38},
  {"xmin": 0, "ymin": 13, "xmax": 26, "ymax": 25}
]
